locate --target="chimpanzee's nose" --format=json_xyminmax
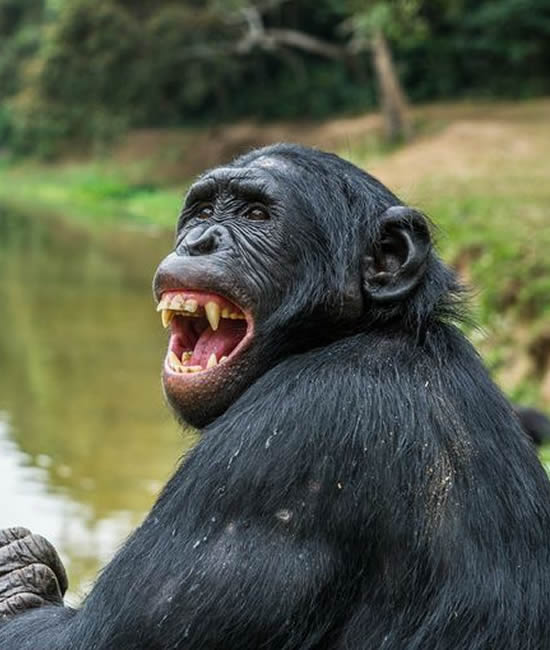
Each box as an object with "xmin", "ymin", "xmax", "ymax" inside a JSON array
[{"xmin": 178, "ymin": 225, "xmax": 230, "ymax": 256}]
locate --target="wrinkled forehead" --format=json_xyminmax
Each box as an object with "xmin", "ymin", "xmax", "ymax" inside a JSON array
[{"xmin": 186, "ymin": 155, "xmax": 295, "ymax": 204}]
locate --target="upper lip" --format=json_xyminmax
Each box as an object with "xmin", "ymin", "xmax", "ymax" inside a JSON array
[
  {"xmin": 153, "ymin": 254, "xmax": 238, "ymax": 305},
  {"xmin": 153, "ymin": 273, "xmax": 247, "ymax": 313}
]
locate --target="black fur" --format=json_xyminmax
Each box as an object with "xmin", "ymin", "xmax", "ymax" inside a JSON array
[{"xmin": 1, "ymin": 144, "xmax": 550, "ymax": 649}]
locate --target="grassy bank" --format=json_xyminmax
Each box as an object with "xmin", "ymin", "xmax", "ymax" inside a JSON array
[
  {"xmin": 360, "ymin": 102, "xmax": 550, "ymax": 408},
  {"xmin": 1, "ymin": 99, "xmax": 549, "ymax": 408},
  {"xmin": 0, "ymin": 162, "xmax": 183, "ymax": 228}
]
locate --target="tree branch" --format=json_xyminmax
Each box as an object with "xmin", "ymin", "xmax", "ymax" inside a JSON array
[
  {"xmin": 181, "ymin": 4, "xmax": 359, "ymax": 64},
  {"xmin": 261, "ymin": 28, "xmax": 348, "ymax": 59}
]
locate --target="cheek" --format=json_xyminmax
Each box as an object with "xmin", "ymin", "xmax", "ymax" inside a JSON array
[{"xmin": 232, "ymin": 237, "xmax": 288, "ymax": 296}]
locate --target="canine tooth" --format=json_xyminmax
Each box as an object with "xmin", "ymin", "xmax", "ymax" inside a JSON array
[
  {"xmin": 181, "ymin": 351, "xmax": 192, "ymax": 363},
  {"xmin": 168, "ymin": 351, "xmax": 181, "ymax": 369},
  {"xmin": 161, "ymin": 310, "xmax": 174, "ymax": 328},
  {"xmin": 220, "ymin": 356, "xmax": 228, "ymax": 364},
  {"xmin": 205, "ymin": 302, "xmax": 221, "ymax": 331},
  {"xmin": 183, "ymin": 299, "xmax": 198, "ymax": 313},
  {"xmin": 207, "ymin": 353, "xmax": 217, "ymax": 369}
]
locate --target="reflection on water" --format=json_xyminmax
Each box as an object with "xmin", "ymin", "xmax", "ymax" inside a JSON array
[
  {"xmin": 0, "ymin": 206, "xmax": 195, "ymax": 601},
  {"xmin": 0, "ymin": 413, "xmax": 138, "ymax": 603}
]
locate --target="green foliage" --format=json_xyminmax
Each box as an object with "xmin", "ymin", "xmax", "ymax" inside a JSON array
[
  {"xmin": 144, "ymin": 5, "xmax": 241, "ymax": 123},
  {"xmin": 337, "ymin": 0, "xmax": 429, "ymax": 44},
  {"xmin": 401, "ymin": 0, "xmax": 550, "ymax": 100},
  {"xmin": 6, "ymin": 103, "xmax": 70, "ymax": 158},
  {"xmin": 0, "ymin": 105, "xmax": 13, "ymax": 144},
  {"xmin": 0, "ymin": 0, "xmax": 44, "ymax": 105},
  {"xmin": 1, "ymin": 0, "xmax": 550, "ymax": 153},
  {"xmin": 0, "ymin": 163, "xmax": 182, "ymax": 226},
  {"xmin": 0, "ymin": 0, "xmax": 43, "ymax": 36},
  {"xmin": 39, "ymin": 1, "xmax": 141, "ymax": 128}
]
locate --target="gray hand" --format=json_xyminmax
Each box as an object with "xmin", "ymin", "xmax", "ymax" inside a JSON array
[{"xmin": 0, "ymin": 527, "xmax": 68, "ymax": 621}]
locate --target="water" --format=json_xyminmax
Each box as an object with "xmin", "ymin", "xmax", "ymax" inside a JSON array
[{"xmin": 0, "ymin": 207, "xmax": 196, "ymax": 603}]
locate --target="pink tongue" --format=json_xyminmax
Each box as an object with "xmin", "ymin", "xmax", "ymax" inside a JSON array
[{"xmin": 191, "ymin": 320, "xmax": 246, "ymax": 366}]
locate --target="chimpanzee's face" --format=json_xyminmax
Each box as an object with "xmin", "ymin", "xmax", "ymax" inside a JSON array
[
  {"xmin": 153, "ymin": 146, "xmax": 431, "ymax": 428},
  {"xmin": 153, "ymin": 154, "xmax": 354, "ymax": 428}
]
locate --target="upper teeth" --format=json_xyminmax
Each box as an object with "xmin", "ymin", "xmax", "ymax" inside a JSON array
[
  {"xmin": 157, "ymin": 295, "xmax": 198, "ymax": 313},
  {"xmin": 183, "ymin": 299, "xmax": 198, "ymax": 313},
  {"xmin": 157, "ymin": 293, "xmax": 245, "ymax": 330}
]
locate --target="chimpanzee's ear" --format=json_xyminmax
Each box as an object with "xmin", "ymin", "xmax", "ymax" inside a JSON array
[{"xmin": 362, "ymin": 205, "xmax": 431, "ymax": 302}]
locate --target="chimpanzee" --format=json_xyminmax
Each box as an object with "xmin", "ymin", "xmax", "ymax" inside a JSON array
[{"xmin": 1, "ymin": 144, "xmax": 550, "ymax": 649}]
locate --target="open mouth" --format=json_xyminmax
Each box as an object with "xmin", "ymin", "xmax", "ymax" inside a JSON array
[{"xmin": 157, "ymin": 290, "xmax": 252, "ymax": 375}]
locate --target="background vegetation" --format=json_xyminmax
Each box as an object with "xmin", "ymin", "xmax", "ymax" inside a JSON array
[{"xmin": 1, "ymin": 0, "xmax": 550, "ymax": 154}]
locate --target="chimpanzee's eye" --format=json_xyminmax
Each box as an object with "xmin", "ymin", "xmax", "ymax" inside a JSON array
[
  {"xmin": 196, "ymin": 204, "xmax": 214, "ymax": 219},
  {"xmin": 245, "ymin": 206, "xmax": 270, "ymax": 221}
]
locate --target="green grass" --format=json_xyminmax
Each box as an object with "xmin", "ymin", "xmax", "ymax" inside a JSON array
[
  {"xmin": 540, "ymin": 446, "xmax": 550, "ymax": 475},
  {"xmin": 0, "ymin": 161, "xmax": 184, "ymax": 228},
  {"xmin": 427, "ymin": 191, "xmax": 549, "ymax": 405}
]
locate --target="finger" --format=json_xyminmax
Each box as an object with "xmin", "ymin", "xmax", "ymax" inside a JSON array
[
  {"xmin": 0, "ymin": 528, "xmax": 31, "ymax": 549},
  {"xmin": 31, "ymin": 536, "xmax": 68, "ymax": 596},
  {"xmin": 0, "ymin": 534, "xmax": 68, "ymax": 596},
  {"xmin": 0, "ymin": 592, "xmax": 44, "ymax": 620},
  {"xmin": 0, "ymin": 563, "xmax": 62, "ymax": 604}
]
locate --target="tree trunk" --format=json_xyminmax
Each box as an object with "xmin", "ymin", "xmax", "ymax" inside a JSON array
[{"xmin": 371, "ymin": 29, "xmax": 412, "ymax": 142}]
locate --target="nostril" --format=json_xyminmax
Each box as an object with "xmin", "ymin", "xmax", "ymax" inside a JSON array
[
  {"xmin": 192, "ymin": 234, "xmax": 215, "ymax": 255},
  {"xmin": 183, "ymin": 226, "xmax": 221, "ymax": 256}
]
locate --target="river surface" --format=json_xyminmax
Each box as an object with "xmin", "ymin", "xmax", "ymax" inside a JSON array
[{"xmin": 0, "ymin": 206, "xmax": 196, "ymax": 603}]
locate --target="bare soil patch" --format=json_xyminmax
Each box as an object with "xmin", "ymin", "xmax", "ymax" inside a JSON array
[{"xmin": 113, "ymin": 98, "xmax": 550, "ymax": 185}]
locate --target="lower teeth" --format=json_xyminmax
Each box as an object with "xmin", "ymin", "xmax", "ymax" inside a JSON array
[
  {"xmin": 168, "ymin": 351, "xmax": 225, "ymax": 373},
  {"xmin": 184, "ymin": 365, "xmax": 203, "ymax": 373}
]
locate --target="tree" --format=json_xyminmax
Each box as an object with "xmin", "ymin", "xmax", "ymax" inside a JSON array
[
  {"xmin": 336, "ymin": 0, "xmax": 432, "ymax": 140},
  {"xmin": 201, "ymin": 0, "xmax": 415, "ymax": 141}
]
